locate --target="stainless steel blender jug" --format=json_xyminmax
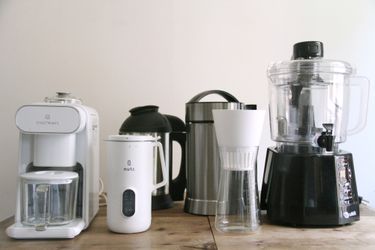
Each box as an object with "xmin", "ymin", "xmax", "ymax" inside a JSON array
[{"xmin": 184, "ymin": 90, "xmax": 244, "ymax": 215}]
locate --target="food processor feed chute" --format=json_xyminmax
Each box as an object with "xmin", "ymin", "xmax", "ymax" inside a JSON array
[{"xmin": 288, "ymin": 41, "xmax": 323, "ymax": 143}]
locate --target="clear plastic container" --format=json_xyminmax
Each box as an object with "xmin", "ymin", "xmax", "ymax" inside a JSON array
[
  {"xmin": 212, "ymin": 110, "xmax": 265, "ymax": 233},
  {"xmin": 268, "ymin": 59, "xmax": 369, "ymax": 152},
  {"xmin": 215, "ymin": 146, "xmax": 260, "ymax": 232},
  {"xmin": 20, "ymin": 171, "xmax": 78, "ymax": 231}
]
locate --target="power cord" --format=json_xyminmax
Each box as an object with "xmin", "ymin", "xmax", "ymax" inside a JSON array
[{"xmin": 99, "ymin": 178, "xmax": 107, "ymax": 207}]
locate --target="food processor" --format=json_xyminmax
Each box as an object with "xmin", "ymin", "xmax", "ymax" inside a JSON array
[{"xmin": 260, "ymin": 41, "xmax": 369, "ymax": 226}]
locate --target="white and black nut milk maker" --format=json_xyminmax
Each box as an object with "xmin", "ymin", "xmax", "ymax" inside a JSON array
[
  {"xmin": 119, "ymin": 105, "xmax": 186, "ymax": 210},
  {"xmin": 106, "ymin": 134, "xmax": 168, "ymax": 233},
  {"xmin": 261, "ymin": 41, "xmax": 369, "ymax": 226}
]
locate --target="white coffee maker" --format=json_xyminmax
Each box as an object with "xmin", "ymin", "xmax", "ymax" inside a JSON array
[{"xmin": 6, "ymin": 92, "xmax": 100, "ymax": 239}]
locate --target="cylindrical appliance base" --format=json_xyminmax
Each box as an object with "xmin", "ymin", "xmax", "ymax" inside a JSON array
[{"xmin": 184, "ymin": 197, "xmax": 216, "ymax": 216}]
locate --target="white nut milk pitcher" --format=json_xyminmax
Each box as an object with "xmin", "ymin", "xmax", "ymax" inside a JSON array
[{"xmin": 106, "ymin": 135, "xmax": 167, "ymax": 233}]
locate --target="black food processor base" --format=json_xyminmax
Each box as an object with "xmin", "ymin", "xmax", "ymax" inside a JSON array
[{"xmin": 261, "ymin": 147, "xmax": 360, "ymax": 226}]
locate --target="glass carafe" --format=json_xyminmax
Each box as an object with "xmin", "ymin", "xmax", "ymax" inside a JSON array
[{"xmin": 21, "ymin": 171, "xmax": 78, "ymax": 231}]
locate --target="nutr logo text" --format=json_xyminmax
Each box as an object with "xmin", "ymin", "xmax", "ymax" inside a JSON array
[{"xmin": 123, "ymin": 160, "xmax": 135, "ymax": 172}]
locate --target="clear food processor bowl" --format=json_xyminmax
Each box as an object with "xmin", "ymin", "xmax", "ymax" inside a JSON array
[{"xmin": 267, "ymin": 58, "xmax": 368, "ymax": 153}]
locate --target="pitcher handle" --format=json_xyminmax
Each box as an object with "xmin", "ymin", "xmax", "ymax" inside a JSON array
[
  {"xmin": 164, "ymin": 114, "xmax": 186, "ymax": 201},
  {"xmin": 347, "ymin": 76, "xmax": 370, "ymax": 135},
  {"xmin": 153, "ymin": 141, "xmax": 168, "ymax": 190}
]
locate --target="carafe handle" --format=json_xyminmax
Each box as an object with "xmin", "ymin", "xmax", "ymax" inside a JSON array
[
  {"xmin": 347, "ymin": 76, "xmax": 370, "ymax": 135},
  {"xmin": 165, "ymin": 114, "xmax": 186, "ymax": 201},
  {"xmin": 153, "ymin": 142, "xmax": 168, "ymax": 190}
]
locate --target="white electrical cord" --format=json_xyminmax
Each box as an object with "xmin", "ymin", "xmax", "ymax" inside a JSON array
[
  {"xmin": 99, "ymin": 178, "xmax": 108, "ymax": 207},
  {"xmin": 361, "ymin": 197, "xmax": 370, "ymax": 206}
]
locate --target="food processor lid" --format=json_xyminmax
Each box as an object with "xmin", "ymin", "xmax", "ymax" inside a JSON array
[
  {"xmin": 268, "ymin": 59, "xmax": 353, "ymax": 76},
  {"xmin": 268, "ymin": 41, "xmax": 353, "ymax": 76},
  {"xmin": 21, "ymin": 171, "xmax": 78, "ymax": 184},
  {"xmin": 119, "ymin": 105, "xmax": 172, "ymax": 133},
  {"xmin": 107, "ymin": 134, "xmax": 158, "ymax": 142}
]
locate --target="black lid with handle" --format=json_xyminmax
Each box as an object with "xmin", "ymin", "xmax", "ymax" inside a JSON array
[{"xmin": 119, "ymin": 105, "xmax": 172, "ymax": 133}]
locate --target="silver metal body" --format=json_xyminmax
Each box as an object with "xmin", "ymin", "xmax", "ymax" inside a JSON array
[{"xmin": 184, "ymin": 102, "xmax": 243, "ymax": 215}]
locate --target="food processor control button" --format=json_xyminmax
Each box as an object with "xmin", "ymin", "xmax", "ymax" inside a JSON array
[
  {"xmin": 344, "ymin": 198, "xmax": 353, "ymax": 204},
  {"xmin": 347, "ymin": 168, "xmax": 352, "ymax": 177},
  {"xmin": 343, "ymin": 211, "xmax": 350, "ymax": 219},
  {"xmin": 339, "ymin": 193, "xmax": 345, "ymax": 201}
]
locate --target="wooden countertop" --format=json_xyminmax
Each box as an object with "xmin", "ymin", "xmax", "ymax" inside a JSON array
[{"xmin": 1, "ymin": 202, "xmax": 375, "ymax": 249}]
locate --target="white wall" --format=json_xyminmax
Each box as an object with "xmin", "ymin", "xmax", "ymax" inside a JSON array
[{"xmin": 0, "ymin": 0, "xmax": 374, "ymax": 220}]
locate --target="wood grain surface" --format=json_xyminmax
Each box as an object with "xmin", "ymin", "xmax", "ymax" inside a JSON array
[
  {"xmin": 1, "ymin": 202, "xmax": 375, "ymax": 250},
  {"xmin": 0, "ymin": 203, "xmax": 216, "ymax": 250},
  {"xmin": 210, "ymin": 212, "xmax": 375, "ymax": 250}
]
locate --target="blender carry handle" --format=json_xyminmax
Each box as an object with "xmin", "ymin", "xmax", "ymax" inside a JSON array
[
  {"xmin": 188, "ymin": 90, "xmax": 240, "ymax": 103},
  {"xmin": 347, "ymin": 76, "xmax": 370, "ymax": 135},
  {"xmin": 153, "ymin": 142, "xmax": 168, "ymax": 190}
]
